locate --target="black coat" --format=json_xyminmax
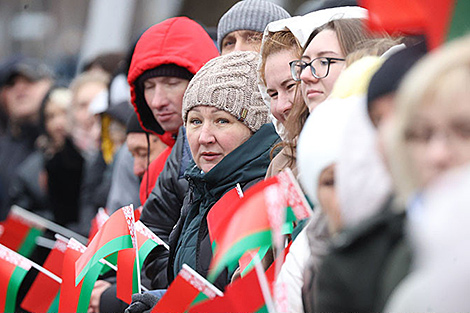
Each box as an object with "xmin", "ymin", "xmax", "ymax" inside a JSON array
[{"xmin": 309, "ymin": 199, "xmax": 411, "ymax": 313}]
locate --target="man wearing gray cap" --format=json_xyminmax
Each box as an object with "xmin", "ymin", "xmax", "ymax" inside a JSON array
[{"xmin": 217, "ymin": 0, "xmax": 291, "ymax": 55}]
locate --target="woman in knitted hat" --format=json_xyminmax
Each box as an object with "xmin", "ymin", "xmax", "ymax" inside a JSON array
[{"xmin": 167, "ymin": 50, "xmax": 278, "ymax": 290}]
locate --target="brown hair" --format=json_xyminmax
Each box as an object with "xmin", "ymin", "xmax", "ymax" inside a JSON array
[
  {"xmin": 304, "ymin": 18, "xmax": 374, "ymax": 57},
  {"xmin": 279, "ymin": 19, "xmax": 393, "ymax": 166},
  {"xmin": 259, "ymin": 30, "xmax": 302, "ymax": 85},
  {"xmin": 346, "ymin": 37, "xmax": 403, "ymax": 66}
]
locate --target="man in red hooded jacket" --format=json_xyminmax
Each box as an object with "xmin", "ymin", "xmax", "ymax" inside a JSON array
[{"xmin": 89, "ymin": 17, "xmax": 219, "ymax": 313}]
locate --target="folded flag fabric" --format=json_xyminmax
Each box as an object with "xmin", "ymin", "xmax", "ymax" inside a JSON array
[
  {"xmin": 75, "ymin": 205, "xmax": 136, "ymax": 285},
  {"xmin": 361, "ymin": 0, "xmax": 470, "ymax": 49},
  {"xmin": 189, "ymin": 243, "xmax": 291, "ymax": 313},
  {"xmin": 208, "ymin": 170, "xmax": 311, "ymax": 281},
  {"xmin": 116, "ymin": 220, "xmax": 168, "ymax": 304},
  {"xmin": 21, "ymin": 236, "xmax": 67, "ymax": 313},
  {"xmin": 58, "ymin": 238, "xmax": 103, "ymax": 313},
  {"xmin": 151, "ymin": 264, "xmax": 223, "ymax": 313},
  {"xmin": 0, "ymin": 210, "xmax": 44, "ymax": 257},
  {"xmin": 88, "ymin": 207, "xmax": 109, "ymax": 243},
  {"xmin": 0, "ymin": 243, "xmax": 32, "ymax": 313}
]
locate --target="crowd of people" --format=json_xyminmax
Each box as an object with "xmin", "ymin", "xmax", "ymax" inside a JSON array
[{"xmin": 0, "ymin": 0, "xmax": 469, "ymax": 312}]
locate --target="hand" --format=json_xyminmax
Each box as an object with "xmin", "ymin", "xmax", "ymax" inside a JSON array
[{"xmin": 88, "ymin": 280, "xmax": 112, "ymax": 313}]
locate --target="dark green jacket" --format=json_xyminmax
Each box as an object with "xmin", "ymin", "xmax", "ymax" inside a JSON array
[{"xmin": 167, "ymin": 123, "xmax": 279, "ymax": 290}]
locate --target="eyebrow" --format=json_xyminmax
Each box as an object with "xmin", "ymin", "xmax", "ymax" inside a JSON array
[{"xmin": 301, "ymin": 50, "xmax": 341, "ymax": 60}]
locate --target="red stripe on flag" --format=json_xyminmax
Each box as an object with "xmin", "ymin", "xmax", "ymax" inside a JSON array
[
  {"xmin": 21, "ymin": 238, "xmax": 67, "ymax": 313},
  {"xmin": 75, "ymin": 206, "xmax": 134, "ymax": 285}
]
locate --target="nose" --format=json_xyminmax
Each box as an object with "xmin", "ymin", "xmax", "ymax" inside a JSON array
[
  {"xmin": 234, "ymin": 40, "xmax": 252, "ymax": 52},
  {"xmin": 148, "ymin": 85, "xmax": 168, "ymax": 111},
  {"xmin": 427, "ymin": 134, "xmax": 453, "ymax": 174},
  {"xmin": 133, "ymin": 158, "xmax": 146, "ymax": 178},
  {"xmin": 278, "ymin": 92, "xmax": 293, "ymax": 116},
  {"xmin": 198, "ymin": 123, "xmax": 216, "ymax": 145},
  {"xmin": 300, "ymin": 65, "xmax": 319, "ymax": 83}
]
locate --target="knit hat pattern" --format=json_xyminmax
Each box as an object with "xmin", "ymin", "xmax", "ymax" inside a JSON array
[
  {"xmin": 182, "ymin": 51, "xmax": 270, "ymax": 133},
  {"xmin": 217, "ymin": 0, "xmax": 291, "ymax": 50}
]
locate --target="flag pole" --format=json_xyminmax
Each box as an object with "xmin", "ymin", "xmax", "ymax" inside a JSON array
[
  {"xmin": 0, "ymin": 243, "xmax": 62, "ymax": 284},
  {"xmin": 11, "ymin": 205, "xmax": 88, "ymax": 244},
  {"xmin": 253, "ymin": 254, "xmax": 276, "ymax": 313},
  {"xmin": 128, "ymin": 204, "xmax": 142, "ymax": 294}
]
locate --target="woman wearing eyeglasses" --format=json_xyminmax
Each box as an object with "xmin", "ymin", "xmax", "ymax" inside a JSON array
[{"xmin": 290, "ymin": 19, "xmax": 373, "ymax": 112}]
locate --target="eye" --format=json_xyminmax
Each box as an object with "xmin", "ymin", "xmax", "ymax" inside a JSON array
[
  {"xmin": 143, "ymin": 81, "xmax": 154, "ymax": 90},
  {"xmin": 217, "ymin": 118, "xmax": 229, "ymax": 124},
  {"xmin": 268, "ymin": 91, "xmax": 278, "ymax": 99},
  {"xmin": 223, "ymin": 39, "xmax": 235, "ymax": 48},
  {"xmin": 286, "ymin": 83, "xmax": 296, "ymax": 91},
  {"xmin": 189, "ymin": 118, "xmax": 202, "ymax": 125},
  {"xmin": 319, "ymin": 59, "xmax": 329, "ymax": 66}
]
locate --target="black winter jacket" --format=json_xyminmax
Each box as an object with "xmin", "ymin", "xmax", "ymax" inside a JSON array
[{"xmin": 141, "ymin": 127, "xmax": 192, "ymax": 289}]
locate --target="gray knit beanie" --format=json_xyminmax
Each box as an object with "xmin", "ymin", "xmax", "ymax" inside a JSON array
[
  {"xmin": 217, "ymin": 0, "xmax": 291, "ymax": 51},
  {"xmin": 182, "ymin": 51, "xmax": 270, "ymax": 133}
]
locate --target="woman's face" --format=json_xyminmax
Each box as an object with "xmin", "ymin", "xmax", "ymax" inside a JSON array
[
  {"xmin": 45, "ymin": 100, "xmax": 69, "ymax": 147},
  {"xmin": 300, "ymin": 29, "xmax": 345, "ymax": 112},
  {"xmin": 317, "ymin": 164, "xmax": 341, "ymax": 233},
  {"xmin": 186, "ymin": 106, "xmax": 252, "ymax": 173},
  {"xmin": 264, "ymin": 49, "xmax": 299, "ymax": 124},
  {"xmin": 404, "ymin": 91, "xmax": 470, "ymax": 188}
]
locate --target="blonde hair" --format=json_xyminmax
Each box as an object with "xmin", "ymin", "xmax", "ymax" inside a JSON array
[
  {"xmin": 69, "ymin": 70, "xmax": 110, "ymax": 100},
  {"xmin": 387, "ymin": 35, "xmax": 470, "ymax": 203}
]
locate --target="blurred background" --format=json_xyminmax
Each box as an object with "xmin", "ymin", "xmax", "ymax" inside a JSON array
[{"xmin": 0, "ymin": 0, "xmax": 318, "ymax": 84}]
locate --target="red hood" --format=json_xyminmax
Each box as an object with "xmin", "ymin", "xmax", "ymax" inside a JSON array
[{"xmin": 128, "ymin": 16, "xmax": 219, "ymax": 135}]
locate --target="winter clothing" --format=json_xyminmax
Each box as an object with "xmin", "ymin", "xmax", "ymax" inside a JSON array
[
  {"xmin": 385, "ymin": 165, "xmax": 470, "ymax": 312},
  {"xmin": 0, "ymin": 124, "xmax": 41, "ymax": 219},
  {"xmin": 312, "ymin": 199, "xmax": 410, "ymax": 313},
  {"xmin": 168, "ymin": 123, "xmax": 279, "ymax": 290},
  {"xmin": 182, "ymin": 51, "xmax": 270, "ymax": 133},
  {"xmin": 140, "ymin": 127, "xmax": 192, "ymax": 289},
  {"xmin": 128, "ymin": 16, "xmax": 219, "ymax": 135},
  {"xmin": 367, "ymin": 42, "xmax": 427, "ymax": 110},
  {"xmin": 265, "ymin": 146, "xmax": 297, "ymax": 178},
  {"xmin": 297, "ymin": 98, "xmax": 356, "ymax": 206},
  {"xmin": 217, "ymin": 0, "xmax": 291, "ymax": 51},
  {"xmin": 105, "ymin": 144, "xmax": 141, "ymax": 213}
]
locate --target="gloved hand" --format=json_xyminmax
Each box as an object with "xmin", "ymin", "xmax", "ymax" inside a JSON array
[{"xmin": 124, "ymin": 292, "xmax": 159, "ymax": 313}]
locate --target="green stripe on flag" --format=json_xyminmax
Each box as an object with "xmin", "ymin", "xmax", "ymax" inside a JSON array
[
  {"xmin": 47, "ymin": 291, "xmax": 60, "ymax": 313},
  {"xmin": 77, "ymin": 262, "xmax": 104, "ymax": 313},
  {"xmin": 76, "ymin": 235, "xmax": 133, "ymax": 285},
  {"xmin": 255, "ymin": 304, "xmax": 269, "ymax": 313},
  {"xmin": 132, "ymin": 239, "xmax": 160, "ymax": 294},
  {"xmin": 209, "ymin": 230, "xmax": 272, "ymax": 281},
  {"xmin": 101, "ymin": 251, "xmax": 119, "ymax": 275},
  {"xmin": 18, "ymin": 227, "xmax": 42, "ymax": 257},
  {"xmin": 447, "ymin": 0, "xmax": 470, "ymax": 42},
  {"xmin": 190, "ymin": 292, "xmax": 209, "ymax": 307},
  {"xmin": 240, "ymin": 245, "xmax": 270, "ymax": 277},
  {"xmin": 5, "ymin": 266, "xmax": 29, "ymax": 313}
]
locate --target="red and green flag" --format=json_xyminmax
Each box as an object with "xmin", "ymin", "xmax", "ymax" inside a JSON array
[
  {"xmin": 21, "ymin": 236, "xmax": 67, "ymax": 313},
  {"xmin": 58, "ymin": 238, "xmax": 103, "ymax": 313},
  {"xmin": 0, "ymin": 243, "xmax": 32, "ymax": 313},
  {"xmin": 189, "ymin": 243, "xmax": 291, "ymax": 313},
  {"xmin": 116, "ymin": 220, "xmax": 169, "ymax": 304},
  {"xmin": 151, "ymin": 264, "xmax": 223, "ymax": 313},
  {"xmin": 88, "ymin": 207, "xmax": 109, "ymax": 243},
  {"xmin": 0, "ymin": 210, "xmax": 44, "ymax": 257},
  {"xmin": 361, "ymin": 0, "xmax": 470, "ymax": 49},
  {"xmin": 75, "ymin": 205, "xmax": 136, "ymax": 285},
  {"xmin": 208, "ymin": 177, "xmax": 282, "ymax": 281}
]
